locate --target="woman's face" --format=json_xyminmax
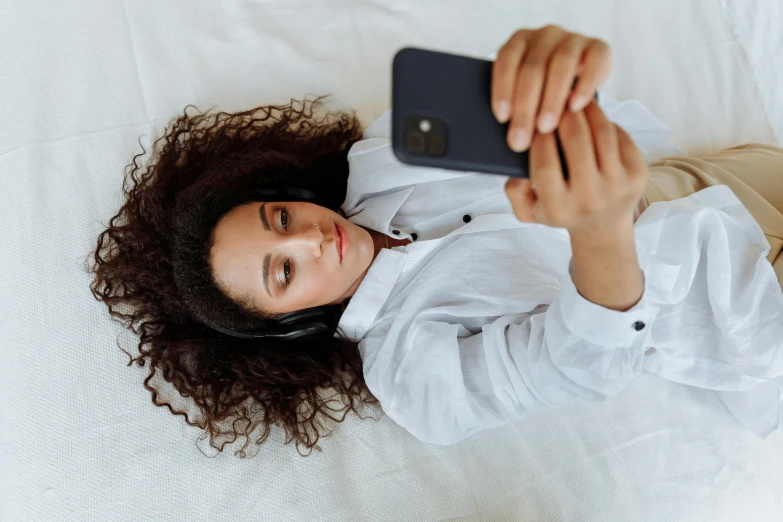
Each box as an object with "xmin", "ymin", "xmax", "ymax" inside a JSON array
[{"xmin": 210, "ymin": 201, "xmax": 376, "ymax": 315}]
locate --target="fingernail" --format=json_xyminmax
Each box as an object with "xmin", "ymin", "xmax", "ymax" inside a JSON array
[
  {"xmin": 495, "ymin": 101, "xmax": 510, "ymax": 123},
  {"xmin": 509, "ymin": 128, "xmax": 529, "ymax": 152},
  {"xmin": 570, "ymin": 95, "xmax": 587, "ymax": 112},
  {"xmin": 537, "ymin": 112, "xmax": 556, "ymax": 133}
]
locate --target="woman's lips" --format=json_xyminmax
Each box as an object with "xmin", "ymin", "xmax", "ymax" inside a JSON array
[
  {"xmin": 336, "ymin": 224, "xmax": 342, "ymax": 263},
  {"xmin": 336, "ymin": 223, "xmax": 349, "ymax": 263}
]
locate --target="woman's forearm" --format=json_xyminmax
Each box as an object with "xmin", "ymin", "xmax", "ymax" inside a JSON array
[{"xmin": 569, "ymin": 224, "xmax": 643, "ymax": 312}]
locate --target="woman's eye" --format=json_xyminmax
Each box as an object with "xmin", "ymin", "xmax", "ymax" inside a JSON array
[
  {"xmin": 283, "ymin": 260, "xmax": 291, "ymax": 287},
  {"xmin": 280, "ymin": 207, "xmax": 288, "ymax": 230}
]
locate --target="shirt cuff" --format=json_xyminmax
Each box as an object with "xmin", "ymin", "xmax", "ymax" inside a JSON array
[{"xmin": 559, "ymin": 260, "xmax": 659, "ymax": 347}]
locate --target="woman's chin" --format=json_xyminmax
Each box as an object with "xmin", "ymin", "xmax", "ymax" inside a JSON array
[{"xmin": 354, "ymin": 225, "xmax": 375, "ymax": 258}]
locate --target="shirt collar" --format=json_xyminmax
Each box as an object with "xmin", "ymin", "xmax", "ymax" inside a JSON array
[
  {"xmin": 335, "ymin": 248, "xmax": 408, "ymax": 343},
  {"xmin": 343, "ymin": 186, "xmax": 414, "ymax": 236}
]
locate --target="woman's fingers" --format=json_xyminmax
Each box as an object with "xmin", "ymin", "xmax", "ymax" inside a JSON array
[
  {"xmin": 522, "ymin": 106, "xmax": 645, "ymax": 230},
  {"xmin": 492, "ymin": 26, "xmax": 612, "ymax": 153},
  {"xmin": 491, "ymin": 30, "xmax": 530, "ymax": 123},
  {"xmin": 556, "ymin": 109, "xmax": 598, "ymax": 193},
  {"xmin": 537, "ymin": 34, "xmax": 587, "ymax": 134},
  {"xmin": 582, "ymin": 102, "xmax": 619, "ymax": 174},
  {"xmin": 507, "ymin": 25, "xmax": 567, "ymax": 152},
  {"xmin": 504, "ymin": 178, "xmax": 537, "ymax": 222},
  {"xmin": 529, "ymin": 131, "xmax": 567, "ymax": 222},
  {"xmin": 568, "ymin": 40, "xmax": 612, "ymax": 112},
  {"xmin": 615, "ymin": 125, "xmax": 647, "ymax": 180}
]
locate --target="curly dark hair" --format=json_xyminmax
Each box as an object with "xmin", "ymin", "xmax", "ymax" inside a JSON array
[{"xmin": 89, "ymin": 97, "xmax": 380, "ymax": 457}]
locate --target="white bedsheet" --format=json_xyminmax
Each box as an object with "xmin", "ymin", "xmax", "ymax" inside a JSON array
[{"xmin": 1, "ymin": 1, "xmax": 781, "ymax": 521}]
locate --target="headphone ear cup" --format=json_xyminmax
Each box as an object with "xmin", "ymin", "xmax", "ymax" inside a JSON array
[
  {"xmin": 270, "ymin": 306, "xmax": 340, "ymax": 341},
  {"xmin": 270, "ymin": 321, "xmax": 331, "ymax": 342}
]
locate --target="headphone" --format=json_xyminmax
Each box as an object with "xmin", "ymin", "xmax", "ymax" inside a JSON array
[{"xmin": 207, "ymin": 186, "xmax": 342, "ymax": 342}]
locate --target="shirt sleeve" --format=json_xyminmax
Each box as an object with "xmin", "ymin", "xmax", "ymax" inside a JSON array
[{"xmin": 363, "ymin": 268, "xmax": 660, "ymax": 446}]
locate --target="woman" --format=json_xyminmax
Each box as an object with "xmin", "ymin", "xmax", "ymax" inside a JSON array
[{"xmin": 90, "ymin": 25, "xmax": 783, "ymax": 456}]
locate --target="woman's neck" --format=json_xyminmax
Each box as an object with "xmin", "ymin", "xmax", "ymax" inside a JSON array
[
  {"xmin": 368, "ymin": 229, "xmax": 386, "ymax": 259},
  {"xmin": 364, "ymin": 228, "xmax": 411, "ymax": 260}
]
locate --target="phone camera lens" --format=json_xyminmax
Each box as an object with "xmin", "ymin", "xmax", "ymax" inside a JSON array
[
  {"xmin": 428, "ymin": 134, "xmax": 446, "ymax": 156},
  {"xmin": 406, "ymin": 131, "xmax": 426, "ymax": 153}
]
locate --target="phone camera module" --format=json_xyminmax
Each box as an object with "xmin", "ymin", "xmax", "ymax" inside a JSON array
[{"xmin": 404, "ymin": 115, "xmax": 447, "ymax": 157}]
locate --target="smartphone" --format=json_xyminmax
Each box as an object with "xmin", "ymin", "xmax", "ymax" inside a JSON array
[{"xmin": 391, "ymin": 47, "xmax": 583, "ymax": 179}]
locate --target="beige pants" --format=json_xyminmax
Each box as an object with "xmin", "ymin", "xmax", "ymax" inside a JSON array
[{"xmin": 637, "ymin": 144, "xmax": 783, "ymax": 287}]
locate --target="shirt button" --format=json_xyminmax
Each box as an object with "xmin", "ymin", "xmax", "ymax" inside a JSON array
[
  {"xmin": 392, "ymin": 230, "xmax": 400, "ymax": 235},
  {"xmin": 463, "ymin": 214, "xmax": 471, "ymax": 223},
  {"xmin": 411, "ymin": 233, "xmax": 418, "ymax": 241},
  {"xmin": 633, "ymin": 321, "xmax": 646, "ymax": 331}
]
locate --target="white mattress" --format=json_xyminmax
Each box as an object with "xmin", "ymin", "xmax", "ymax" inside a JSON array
[{"xmin": 1, "ymin": 1, "xmax": 782, "ymax": 521}]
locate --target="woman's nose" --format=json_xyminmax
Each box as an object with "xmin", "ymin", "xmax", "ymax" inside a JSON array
[{"xmin": 293, "ymin": 224, "xmax": 324, "ymax": 256}]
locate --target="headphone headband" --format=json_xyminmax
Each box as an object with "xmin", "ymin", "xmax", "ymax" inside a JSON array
[{"xmin": 256, "ymin": 186, "xmax": 320, "ymax": 203}]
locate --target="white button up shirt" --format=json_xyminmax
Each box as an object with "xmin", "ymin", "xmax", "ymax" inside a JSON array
[{"xmin": 336, "ymin": 94, "xmax": 783, "ymax": 446}]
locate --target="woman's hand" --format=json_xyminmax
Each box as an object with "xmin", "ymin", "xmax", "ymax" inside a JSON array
[
  {"xmin": 504, "ymin": 102, "xmax": 647, "ymax": 239},
  {"xmin": 506, "ymin": 102, "xmax": 647, "ymax": 311},
  {"xmin": 492, "ymin": 25, "xmax": 612, "ymax": 152}
]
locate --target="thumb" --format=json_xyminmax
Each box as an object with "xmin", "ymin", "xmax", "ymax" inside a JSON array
[{"xmin": 505, "ymin": 178, "xmax": 536, "ymax": 222}]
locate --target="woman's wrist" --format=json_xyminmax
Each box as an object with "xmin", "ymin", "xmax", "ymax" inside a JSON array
[
  {"xmin": 569, "ymin": 220, "xmax": 643, "ymax": 312},
  {"xmin": 568, "ymin": 213, "xmax": 636, "ymax": 250}
]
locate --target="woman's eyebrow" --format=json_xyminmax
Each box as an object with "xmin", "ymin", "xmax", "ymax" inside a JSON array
[
  {"xmin": 260, "ymin": 203, "xmax": 273, "ymax": 298},
  {"xmin": 259, "ymin": 202, "xmax": 271, "ymax": 231}
]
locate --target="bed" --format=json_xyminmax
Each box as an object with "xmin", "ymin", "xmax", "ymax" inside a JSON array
[{"xmin": 1, "ymin": 0, "xmax": 782, "ymax": 520}]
